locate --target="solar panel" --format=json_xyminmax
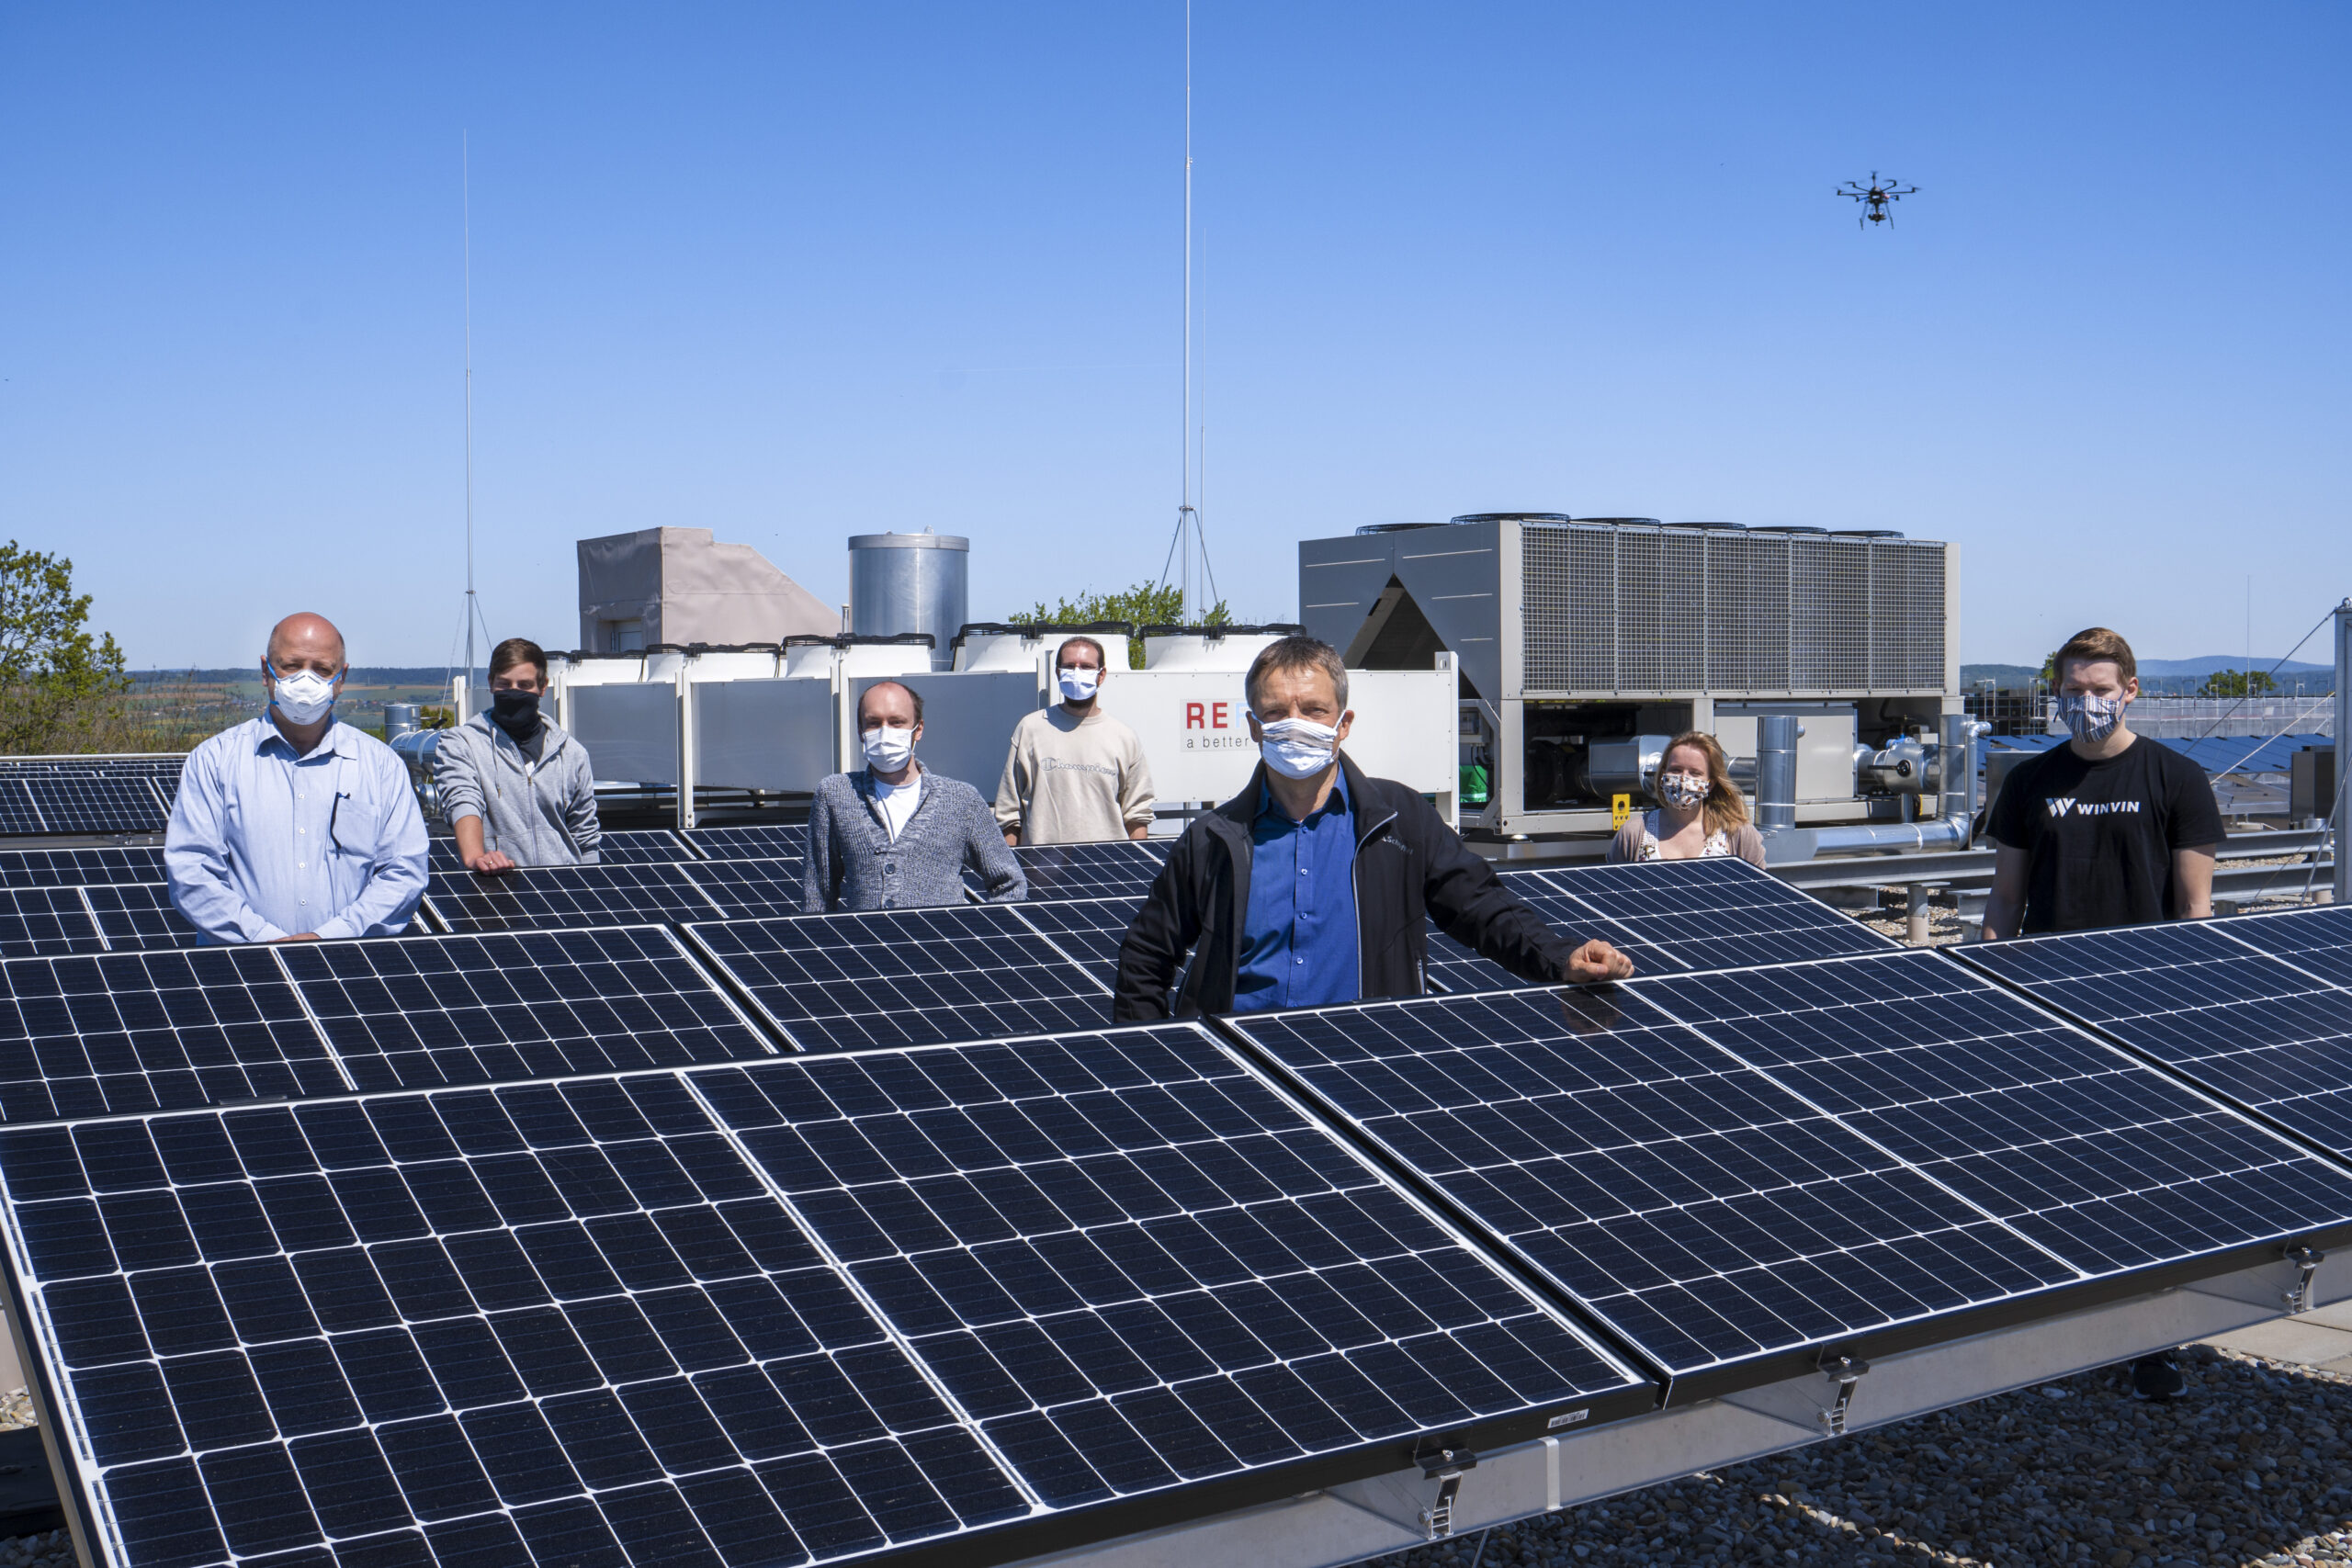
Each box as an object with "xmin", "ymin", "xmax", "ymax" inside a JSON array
[
  {"xmin": 425, "ymin": 829, "xmax": 692, "ymax": 875},
  {"xmin": 0, "ymin": 782, "xmax": 48, "ymax": 836},
  {"xmin": 423, "ymin": 862, "xmax": 725, "ymax": 934},
  {"xmin": 1227, "ymin": 949, "xmax": 2352, "ymax": 1395},
  {"xmin": 0, "ymin": 887, "xmax": 107, "ymax": 958},
  {"xmin": 81, "ymin": 885, "xmax": 208, "ymax": 952},
  {"xmin": 1424, "ymin": 860, "xmax": 1894, "ymax": 994},
  {"xmin": 1961, "ymin": 915, "xmax": 2352, "ymax": 1151},
  {"xmin": 684, "ymin": 824, "xmax": 808, "ymax": 864},
  {"xmin": 699, "ymin": 1026, "xmax": 1649, "ymax": 1527},
  {"xmin": 2220, "ymin": 904, "xmax": 2352, "ymax": 989},
  {"xmin": 277, "ymin": 926, "xmax": 777, "ymax": 1092},
  {"xmin": 0, "ymin": 846, "xmax": 168, "ymax": 889},
  {"xmin": 686, "ymin": 908, "xmax": 1115, "ymax": 1054},
  {"xmin": 1007, "ymin": 897, "xmax": 1145, "ymax": 989},
  {"xmin": 17, "ymin": 775, "xmax": 168, "ymax": 835},
  {"xmin": 689, "ymin": 857, "xmax": 810, "ymax": 921},
  {"xmin": 0, "ymin": 1075, "xmax": 1034, "ymax": 1568},
  {"xmin": 0, "ymin": 946, "xmax": 347, "ymax": 1122},
  {"xmin": 969, "ymin": 841, "xmax": 1165, "ymax": 903}
]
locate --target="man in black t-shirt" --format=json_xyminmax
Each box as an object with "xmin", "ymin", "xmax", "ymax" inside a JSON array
[
  {"xmin": 1984, "ymin": 627, "xmax": 2222, "ymax": 938},
  {"xmin": 1982, "ymin": 625, "xmax": 2222, "ymax": 1404}
]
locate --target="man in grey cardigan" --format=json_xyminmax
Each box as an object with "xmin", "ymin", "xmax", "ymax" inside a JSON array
[
  {"xmin": 804, "ymin": 680, "xmax": 1025, "ymax": 912},
  {"xmin": 433, "ymin": 637, "xmax": 602, "ymax": 870}
]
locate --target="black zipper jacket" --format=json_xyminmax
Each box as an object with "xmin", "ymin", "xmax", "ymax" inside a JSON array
[{"xmin": 1112, "ymin": 751, "xmax": 1575, "ymax": 1020}]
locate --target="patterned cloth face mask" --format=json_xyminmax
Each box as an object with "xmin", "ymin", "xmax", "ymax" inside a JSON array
[
  {"xmin": 1657, "ymin": 772, "xmax": 1710, "ymax": 809},
  {"xmin": 2056, "ymin": 694, "xmax": 2125, "ymax": 745}
]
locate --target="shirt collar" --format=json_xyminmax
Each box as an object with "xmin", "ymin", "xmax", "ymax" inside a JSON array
[
  {"xmin": 1257, "ymin": 773, "xmax": 1348, "ymax": 825},
  {"xmin": 253, "ymin": 713, "xmax": 349, "ymax": 762}
]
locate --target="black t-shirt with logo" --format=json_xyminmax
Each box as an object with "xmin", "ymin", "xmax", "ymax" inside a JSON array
[{"xmin": 1987, "ymin": 736, "xmax": 2226, "ymax": 934}]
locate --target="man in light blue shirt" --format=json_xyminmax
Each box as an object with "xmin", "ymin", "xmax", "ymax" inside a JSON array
[{"xmin": 165, "ymin": 612, "xmax": 429, "ymax": 942}]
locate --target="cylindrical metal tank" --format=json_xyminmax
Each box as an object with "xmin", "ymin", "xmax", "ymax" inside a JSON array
[
  {"xmin": 1757, "ymin": 714, "xmax": 1801, "ymax": 831},
  {"xmin": 383, "ymin": 704, "xmax": 421, "ymax": 741},
  {"xmin": 849, "ymin": 532, "xmax": 969, "ymax": 671}
]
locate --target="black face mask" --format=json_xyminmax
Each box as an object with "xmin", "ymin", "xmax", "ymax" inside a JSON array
[{"xmin": 491, "ymin": 689, "xmax": 542, "ymax": 739}]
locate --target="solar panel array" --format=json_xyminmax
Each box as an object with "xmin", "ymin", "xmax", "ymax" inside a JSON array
[
  {"xmin": 969, "ymin": 841, "xmax": 1165, "ymax": 904},
  {"xmin": 0, "ymin": 1029, "xmax": 1649, "ymax": 1568},
  {"xmin": 1962, "ymin": 907, "xmax": 2352, "ymax": 1150},
  {"xmin": 1426, "ymin": 860, "xmax": 1896, "ymax": 995},
  {"xmin": 1227, "ymin": 948, "xmax": 2352, "ymax": 1393}
]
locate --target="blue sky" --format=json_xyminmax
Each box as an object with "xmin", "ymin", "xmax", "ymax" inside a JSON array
[{"xmin": 1, "ymin": 2, "xmax": 2344, "ymax": 671}]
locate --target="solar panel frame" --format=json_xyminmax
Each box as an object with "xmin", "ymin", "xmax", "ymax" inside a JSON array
[
  {"xmin": 422, "ymin": 861, "xmax": 728, "ymax": 934},
  {"xmin": 1225, "ymin": 948, "xmax": 2352, "ymax": 1401},
  {"xmin": 275, "ymin": 925, "xmax": 782, "ymax": 1092},
  {"xmin": 684, "ymin": 908, "xmax": 1118, "ymax": 1055},
  {"xmin": 12, "ymin": 776, "xmax": 169, "ymax": 836},
  {"xmin": 967, "ymin": 842, "xmax": 1166, "ymax": 904},
  {"xmin": 0, "ymin": 847, "xmax": 169, "ymax": 890}
]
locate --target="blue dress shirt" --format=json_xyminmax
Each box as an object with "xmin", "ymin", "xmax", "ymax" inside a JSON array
[
  {"xmin": 1234, "ymin": 777, "xmax": 1360, "ymax": 1012},
  {"xmin": 165, "ymin": 715, "xmax": 430, "ymax": 942}
]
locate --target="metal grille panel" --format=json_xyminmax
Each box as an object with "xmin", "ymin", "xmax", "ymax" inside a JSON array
[
  {"xmin": 1521, "ymin": 525, "xmax": 1616, "ymax": 690},
  {"xmin": 1871, "ymin": 540, "xmax": 1948, "ymax": 690},
  {"xmin": 1614, "ymin": 529, "xmax": 1705, "ymax": 691},
  {"xmin": 1703, "ymin": 533, "xmax": 1791, "ymax": 690},
  {"xmin": 1792, "ymin": 536, "xmax": 1871, "ymax": 690}
]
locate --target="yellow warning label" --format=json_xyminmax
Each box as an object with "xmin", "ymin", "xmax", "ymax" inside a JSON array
[{"xmin": 1611, "ymin": 793, "xmax": 1633, "ymax": 829}]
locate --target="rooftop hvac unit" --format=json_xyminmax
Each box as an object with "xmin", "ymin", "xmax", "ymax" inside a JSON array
[{"xmin": 1301, "ymin": 515, "xmax": 1959, "ymax": 838}]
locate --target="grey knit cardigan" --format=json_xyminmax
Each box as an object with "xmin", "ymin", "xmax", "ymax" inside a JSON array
[{"xmin": 801, "ymin": 767, "xmax": 1026, "ymax": 913}]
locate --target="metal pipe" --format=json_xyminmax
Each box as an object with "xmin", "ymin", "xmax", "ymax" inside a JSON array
[
  {"xmin": 1757, "ymin": 715, "xmax": 1799, "ymax": 831},
  {"xmin": 1906, "ymin": 885, "xmax": 1931, "ymax": 944},
  {"xmin": 2336, "ymin": 599, "xmax": 2350, "ymax": 908},
  {"xmin": 1807, "ymin": 814, "xmax": 1972, "ymax": 856}
]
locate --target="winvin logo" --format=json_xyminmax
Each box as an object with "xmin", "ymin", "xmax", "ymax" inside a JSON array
[{"xmin": 2046, "ymin": 797, "xmax": 2142, "ymax": 818}]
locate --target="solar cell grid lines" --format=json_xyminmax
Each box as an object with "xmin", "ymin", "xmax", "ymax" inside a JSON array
[
  {"xmin": 684, "ymin": 824, "xmax": 808, "ymax": 865},
  {"xmin": 81, "ymin": 885, "xmax": 207, "ymax": 952},
  {"xmin": 276, "ymin": 926, "xmax": 777, "ymax": 1093},
  {"xmin": 1422, "ymin": 873, "xmax": 1649, "ymax": 995},
  {"xmin": 0, "ymin": 1075, "xmax": 1032, "ymax": 1568},
  {"xmin": 424, "ymin": 861, "xmax": 725, "ymax": 934},
  {"xmin": 0, "ymin": 846, "xmax": 169, "ymax": 890},
  {"xmin": 425, "ymin": 828, "xmax": 694, "ymax": 875},
  {"xmin": 1960, "ymin": 916, "xmax": 2352, "ymax": 1152},
  {"xmin": 1534, "ymin": 857, "xmax": 1898, "ymax": 976},
  {"xmin": 0, "ymin": 946, "xmax": 346, "ymax": 1124},
  {"xmin": 1006, "ymin": 897, "xmax": 1146, "ymax": 990},
  {"xmin": 688, "ymin": 857, "xmax": 808, "ymax": 921},
  {"xmin": 2217, "ymin": 904, "xmax": 2352, "ymax": 989},
  {"xmin": 972, "ymin": 842, "xmax": 1165, "ymax": 904},
  {"xmin": 695, "ymin": 1025, "xmax": 1646, "ymax": 1522},
  {"xmin": 1227, "ymin": 953, "xmax": 2352, "ymax": 1392},
  {"xmin": 687, "ymin": 908, "xmax": 1115, "ymax": 1055},
  {"xmin": 0, "ymin": 782, "xmax": 47, "ymax": 837},
  {"xmin": 15, "ymin": 775, "xmax": 170, "ymax": 836},
  {"xmin": 0, "ymin": 886, "xmax": 105, "ymax": 958}
]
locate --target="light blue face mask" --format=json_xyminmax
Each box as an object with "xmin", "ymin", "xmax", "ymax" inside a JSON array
[{"xmin": 2057, "ymin": 693, "xmax": 2124, "ymax": 744}]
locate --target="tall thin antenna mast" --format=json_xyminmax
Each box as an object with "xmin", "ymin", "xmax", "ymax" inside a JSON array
[
  {"xmin": 462, "ymin": 133, "xmax": 481, "ymax": 687},
  {"xmin": 1158, "ymin": 0, "xmax": 1216, "ymax": 625}
]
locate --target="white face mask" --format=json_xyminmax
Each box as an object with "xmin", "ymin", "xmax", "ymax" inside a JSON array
[
  {"xmin": 1658, "ymin": 772, "xmax": 1709, "ymax": 808},
  {"xmin": 1256, "ymin": 715, "xmax": 1340, "ymax": 780},
  {"xmin": 269, "ymin": 665, "xmax": 338, "ymax": 725},
  {"xmin": 862, "ymin": 725, "xmax": 915, "ymax": 773},
  {"xmin": 1057, "ymin": 667, "xmax": 1100, "ymax": 703}
]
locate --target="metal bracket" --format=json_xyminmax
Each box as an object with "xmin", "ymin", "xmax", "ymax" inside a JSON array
[
  {"xmin": 1817, "ymin": 1353, "xmax": 1871, "ymax": 1436},
  {"xmin": 2285, "ymin": 1247, "xmax": 2326, "ymax": 1314},
  {"xmin": 1415, "ymin": 1445, "xmax": 1477, "ymax": 1540}
]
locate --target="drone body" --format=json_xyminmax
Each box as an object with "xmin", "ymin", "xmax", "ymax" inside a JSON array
[{"xmin": 1839, "ymin": 171, "xmax": 1917, "ymax": 228}]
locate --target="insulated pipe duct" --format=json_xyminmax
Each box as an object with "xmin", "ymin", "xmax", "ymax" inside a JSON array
[
  {"xmin": 389, "ymin": 728, "xmax": 444, "ymax": 818},
  {"xmin": 1756, "ymin": 715, "xmax": 1800, "ymax": 831},
  {"xmin": 1761, "ymin": 716, "xmax": 1986, "ymax": 863}
]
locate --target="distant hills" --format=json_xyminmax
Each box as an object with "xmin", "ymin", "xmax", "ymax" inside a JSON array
[
  {"xmin": 2137, "ymin": 657, "xmax": 2334, "ymax": 678},
  {"xmin": 1963, "ymin": 659, "xmax": 2334, "ymax": 694}
]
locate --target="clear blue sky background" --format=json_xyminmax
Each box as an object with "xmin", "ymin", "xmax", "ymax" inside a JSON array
[{"xmin": 2, "ymin": 3, "xmax": 2344, "ymax": 671}]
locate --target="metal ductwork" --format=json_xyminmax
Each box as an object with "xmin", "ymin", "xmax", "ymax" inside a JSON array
[{"xmin": 1763, "ymin": 714, "xmax": 1985, "ymax": 863}]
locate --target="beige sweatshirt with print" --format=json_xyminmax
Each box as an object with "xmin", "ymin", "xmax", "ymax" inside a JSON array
[{"xmin": 993, "ymin": 705, "xmax": 1157, "ymax": 844}]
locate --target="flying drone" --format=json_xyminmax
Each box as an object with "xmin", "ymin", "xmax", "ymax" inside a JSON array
[{"xmin": 1838, "ymin": 172, "xmax": 1917, "ymax": 229}]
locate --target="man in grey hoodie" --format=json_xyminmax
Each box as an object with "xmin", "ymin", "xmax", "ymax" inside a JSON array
[
  {"xmin": 433, "ymin": 637, "xmax": 602, "ymax": 871},
  {"xmin": 804, "ymin": 680, "xmax": 1025, "ymax": 912}
]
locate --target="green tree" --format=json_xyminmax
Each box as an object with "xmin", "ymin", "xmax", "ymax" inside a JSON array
[
  {"xmin": 1010, "ymin": 581, "xmax": 1232, "ymax": 669},
  {"xmin": 0, "ymin": 542, "xmax": 131, "ymax": 752},
  {"xmin": 2199, "ymin": 669, "xmax": 2276, "ymax": 699}
]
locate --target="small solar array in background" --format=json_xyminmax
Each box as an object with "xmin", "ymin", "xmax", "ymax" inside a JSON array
[
  {"xmin": 687, "ymin": 907, "xmax": 1118, "ymax": 1054},
  {"xmin": 1426, "ymin": 859, "xmax": 1896, "ymax": 994},
  {"xmin": 0, "ymin": 886, "xmax": 107, "ymax": 958},
  {"xmin": 686, "ymin": 858, "xmax": 809, "ymax": 921},
  {"xmin": 969, "ymin": 841, "xmax": 1166, "ymax": 903},
  {"xmin": 425, "ymin": 828, "xmax": 695, "ymax": 875},
  {"xmin": 424, "ymin": 862, "xmax": 727, "ymax": 934},
  {"xmin": 0, "ymin": 845, "xmax": 169, "ymax": 888},
  {"xmin": 684, "ymin": 824, "xmax": 808, "ymax": 865},
  {"xmin": 1006, "ymin": 897, "xmax": 1147, "ymax": 989}
]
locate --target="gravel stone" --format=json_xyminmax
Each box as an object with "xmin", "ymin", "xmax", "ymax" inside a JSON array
[
  {"xmin": 1357, "ymin": 1348, "xmax": 2352, "ymax": 1568},
  {"xmin": 0, "ymin": 1390, "xmax": 71, "ymax": 1568}
]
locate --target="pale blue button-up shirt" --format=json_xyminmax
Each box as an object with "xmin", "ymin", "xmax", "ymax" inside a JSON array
[{"xmin": 165, "ymin": 715, "xmax": 430, "ymax": 942}]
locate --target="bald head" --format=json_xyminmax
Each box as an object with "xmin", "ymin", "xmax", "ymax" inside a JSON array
[{"xmin": 266, "ymin": 614, "xmax": 346, "ymax": 676}]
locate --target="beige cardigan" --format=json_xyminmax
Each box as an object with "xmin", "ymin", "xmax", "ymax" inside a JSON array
[{"xmin": 1608, "ymin": 813, "xmax": 1769, "ymax": 869}]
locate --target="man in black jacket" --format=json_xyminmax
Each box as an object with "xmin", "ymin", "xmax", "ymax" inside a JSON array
[{"xmin": 1113, "ymin": 636, "xmax": 1632, "ymax": 1021}]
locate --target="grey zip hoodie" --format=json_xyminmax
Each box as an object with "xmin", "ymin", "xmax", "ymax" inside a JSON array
[
  {"xmin": 802, "ymin": 766, "xmax": 1024, "ymax": 912},
  {"xmin": 432, "ymin": 713, "xmax": 602, "ymax": 866}
]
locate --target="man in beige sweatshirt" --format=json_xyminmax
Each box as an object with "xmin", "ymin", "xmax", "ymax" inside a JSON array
[{"xmin": 995, "ymin": 635, "xmax": 1158, "ymax": 846}]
